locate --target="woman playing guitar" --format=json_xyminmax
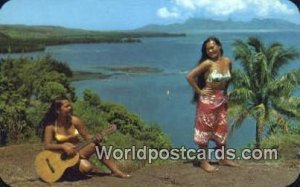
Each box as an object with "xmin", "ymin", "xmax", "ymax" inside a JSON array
[{"xmin": 38, "ymin": 96, "xmax": 131, "ymax": 181}]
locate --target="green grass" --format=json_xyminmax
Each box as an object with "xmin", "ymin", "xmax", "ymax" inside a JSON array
[{"xmin": 261, "ymin": 133, "xmax": 300, "ymax": 160}]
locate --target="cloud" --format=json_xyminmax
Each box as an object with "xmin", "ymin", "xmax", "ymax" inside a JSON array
[
  {"xmin": 157, "ymin": 7, "xmax": 180, "ymax": 18},
  {"xmin": 157, "ymin": 0, "xmax": 296, "ymax": 19},
  {"xmin": 247, "ymin": 0, "xmax": 295, "ymax": 16}
]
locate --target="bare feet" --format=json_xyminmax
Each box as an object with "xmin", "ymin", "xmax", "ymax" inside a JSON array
[
  {"xmin": 200, "ymin": 161, "xmax": 219, "ymax": 173},
  {"xmin": 88, "ymin": 167, "xmax": 108, "ymax": 175},
  {"xmin": 111, "ymin": 171, "xmax": 132, "ymax": 179},
  {"xmin": 219, "ymin": 159, "xmax": 239, "ymax": 167}
]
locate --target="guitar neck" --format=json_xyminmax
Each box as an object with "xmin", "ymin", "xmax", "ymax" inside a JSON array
[
  {"xmin": 73, "ymin": 125, "xmax": 116, "ymax": 152},
  {"xmin": 75, "ymin": 137, "xmax": 97, "ymax": 152}
]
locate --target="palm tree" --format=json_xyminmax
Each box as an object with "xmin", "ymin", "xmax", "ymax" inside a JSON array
[{"xmin": 229, "ymin": 37, "xmax": 300, "ymax": 148}]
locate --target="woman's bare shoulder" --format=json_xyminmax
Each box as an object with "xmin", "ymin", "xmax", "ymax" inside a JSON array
[
  {"xmin": 197, "ymin": 60, "xmax": 213, "ymax": 69},
  {"xmin": 44, "ymin": 124, "xmax": 54, "ymax": 131},
  {"xmin": 222, "ymin": 57, "xmax": 232, "ymax": 63},
  {"xmin": 71, "ymin": 115, "xmax": 80, "ymax": 121},
  {"xmin": 71, "ymin": 115, "xmax": 84, "ymax": 127},
  {"xmin": 202, "ymin": 59, "xmax": 213, "ymax": 65}
]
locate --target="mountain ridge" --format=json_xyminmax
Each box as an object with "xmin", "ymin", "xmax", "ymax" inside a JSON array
[{"xmin": 135, "ymin": 18, "xmax": 300, "ymax": 33}]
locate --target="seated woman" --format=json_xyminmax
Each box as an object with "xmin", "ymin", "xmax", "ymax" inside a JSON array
[{"xmin": 39, "ymin": 96, "xmax": 131, "ymax": 180}]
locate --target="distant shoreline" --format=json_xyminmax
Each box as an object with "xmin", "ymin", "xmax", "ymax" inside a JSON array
[
  {"xmin": 0, "ymin": 24, "xmax": 186, "ymax": 53},
  {"xmin": 72, "ymin": 66, "xmax": 163, "ymax": 81},
  {"xmin": 71, "ymin": 71, "xmax": 112, "ymax": 81},
  {"xmin": 184, "ymin": 29, "xmax": 300, "ymax": 34},
  {"xmin": 95, "ymin": 66, "xmax": 162, "ymax": 73}
]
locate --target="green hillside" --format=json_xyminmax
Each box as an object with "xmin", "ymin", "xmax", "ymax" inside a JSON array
[{"xmin": 0, "ymin": 24, "xmax": 185, "ymax": 53}]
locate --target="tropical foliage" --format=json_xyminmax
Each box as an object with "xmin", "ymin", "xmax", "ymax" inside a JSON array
[
  {"xmin": 257, "ymin": 121, "xmax": 300, "ymax": 160},
  {"xmin": 0, "ymin": 55, "xmax": 171, "ymax": 150},
  {"xmin": 0, "ymin": 55, "xmax": 74, "ymax": 144},
  {"xmin": 229, "ymin": 37, "xmax": 300, "ymax": 147},
  {"xmin": 74, "ymin": 90, "xmax": 171, "ymax": 148}
]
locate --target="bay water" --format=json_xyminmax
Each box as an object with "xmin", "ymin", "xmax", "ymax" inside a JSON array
[{"xmin": 2, "ymin": 31, "xmax": 300, "ymax": 149}]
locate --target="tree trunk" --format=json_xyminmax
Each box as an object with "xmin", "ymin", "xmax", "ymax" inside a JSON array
[{"xmin": 255, "ymin": 122, "xmax": 262, "ymax": 148}]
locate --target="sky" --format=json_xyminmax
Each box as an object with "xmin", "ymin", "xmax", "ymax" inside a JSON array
[{"xmin": 0, "ymin": 0, "xmax": 299, "ymax": 31}]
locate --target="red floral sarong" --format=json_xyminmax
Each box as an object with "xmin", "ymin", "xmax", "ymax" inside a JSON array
[{"xmin": 194, "ymin": 90, "xmax": 228, "ymax": 146}]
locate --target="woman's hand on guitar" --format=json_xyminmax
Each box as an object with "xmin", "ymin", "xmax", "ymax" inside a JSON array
[
  {"xmin": 62, "ymin": 144, "xmax": 76, "ymax": 156},
  {"xmin": 94, "ymin": 134, "xmax": 103, "ymax": 144}
]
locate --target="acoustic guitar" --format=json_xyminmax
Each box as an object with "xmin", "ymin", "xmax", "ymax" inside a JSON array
[{"xmin": 35, "ymin": 124, "xmax": 117, "ymax": 183}]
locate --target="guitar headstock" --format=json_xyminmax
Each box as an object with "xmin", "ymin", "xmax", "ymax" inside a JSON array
[{"xmin": 101, "ymin": 124, "xmax": 117, "ymax": 137}]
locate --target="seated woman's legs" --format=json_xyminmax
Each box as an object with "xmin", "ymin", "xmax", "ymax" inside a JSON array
[
  {"xmin": 79, "ymin": 159, "xmax": 93, "ymax": 174},
  {"xmin": 97, "ymin": 146, "xmax": 131, "ymax": 178},
  {"xmin": 79, "ymin": 143, "xmax": 131, "ymax": 178}
]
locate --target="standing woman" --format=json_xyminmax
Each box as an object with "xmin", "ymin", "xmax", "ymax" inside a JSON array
[
  {"xmin": 186, "ymin": 37, "xmax": 237, "ymax": 172},
  {"xmin": 39, "ymin": 97, "xmax": 131, "ymax": 179}
]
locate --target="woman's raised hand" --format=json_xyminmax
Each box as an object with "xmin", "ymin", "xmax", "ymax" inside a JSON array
[
  {"xmin": 62, "ymin": 143, "xmax": 76, "ymax": 156},
  {"xmin": 94, "ymin": 134, "xmax": 103, "ymax": 144}
]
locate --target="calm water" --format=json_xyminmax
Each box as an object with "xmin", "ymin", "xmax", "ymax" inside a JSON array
[{"xmin": 2, "ymin": 31, "xmax": 300, "ymax": 148}]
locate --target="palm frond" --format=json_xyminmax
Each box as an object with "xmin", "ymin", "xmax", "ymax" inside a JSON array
[
  {"xmin": 254, "ymin": 52, "xmax": 269, "ymax": 87},
  {"xmin": 266, "ymin": 42, "xmax": 282, "ymax": 71},
  {"xmin": 251, "ymin": 103, "xmax": 266, "ymax": 119},
  {"xmin": 247, "ymin": 37, "xmax": 265, "ymax": 53},
  {"xmin": 230, "ymin": 68, "xmax": 251, "ymax": 88},
  {"xmin": 230, "ymin": 107, "xmax": 252, "ymax": 133},
  {"xmin": 268, "ymin": 82, "xmax": 294, "ymax": 98},
  {"xmin": 228, "ymin": 88, "xmax": 255, "ymax": 104},
  {"xmin": 267, "ymin": 70, "xmax": 300, "ymax": 97},
  {"xmin": 271, "ymin": 96, "xmax": 300, "ymax": 118},
  {"xmin": 232, "ymin": 39, "xmax": 254, "ymax": 75},
  {"xmin": 268, "ymin": 42, "xmax": 282, "ymax": 49},
  {"xmin": 269, "ymin": 46, "xmax": 299, "ymax": 77},
  {"xmin": 269, "ymin": 109, "xmax": 289, "ymax": 133}
]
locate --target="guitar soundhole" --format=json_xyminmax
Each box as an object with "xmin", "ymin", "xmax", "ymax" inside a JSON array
[{"xmin": 46, "ymin": 158, "xmax": 55, "ymax": 173}]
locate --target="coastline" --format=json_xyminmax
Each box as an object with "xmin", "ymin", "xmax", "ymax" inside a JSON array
[
  {"xmin": 71, "ymin": 67, "xmax": 163, "ymax": 82},
  {"xmin": 0, "ymin": 24, "xmax": 186, "ymax": 54}
]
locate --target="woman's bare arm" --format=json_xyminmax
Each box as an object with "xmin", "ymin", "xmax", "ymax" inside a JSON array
[
  {"xmin": 72, "ymin": 116, "xmax": 93, "ymax": 140},
  {"xmin": 186, "ymin": 60, "xmax": 211, "ymax": 95}
]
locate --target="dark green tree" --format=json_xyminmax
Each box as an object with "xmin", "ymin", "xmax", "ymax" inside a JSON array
[{"xmin": 83, "ymin": 89, "xmax": 101, "ymax": 107}]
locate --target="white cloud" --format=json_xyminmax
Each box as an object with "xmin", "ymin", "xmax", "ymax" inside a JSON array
[
  {"xmin": 157, "ymin": 7, "xmax": 180, "ymax": 18},
  {"xmin": 174, "ymin": 0, "xmax": 200, "ymax": 10},
  {"xmin": 204, "ymin": 0, "xmax": 246, "ymax": 16},
  {"xmin": 158, "ymin": 0, "xmax": 296, "ymax": 19},
  {"xmin": 248, "ymin": 0, "xmax": 294, "ymax": 16}
]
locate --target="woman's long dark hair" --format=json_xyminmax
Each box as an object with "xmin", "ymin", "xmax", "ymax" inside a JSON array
[
  {"xmin": 38, "ymin": 96, "xmax": 69, "ymax": 141},
  {"xmin": 192, "ymin": 36, "xmax": 223, "ymax": 103}
]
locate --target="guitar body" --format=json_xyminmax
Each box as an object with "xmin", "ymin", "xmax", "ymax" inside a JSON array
[
  {"xmin": 35, "ymin": 124, "xmax": 117, "ymax": 183},
  {"xmin": 35, "ymin": 149, "xmax": 80, "ymax": 183}
]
